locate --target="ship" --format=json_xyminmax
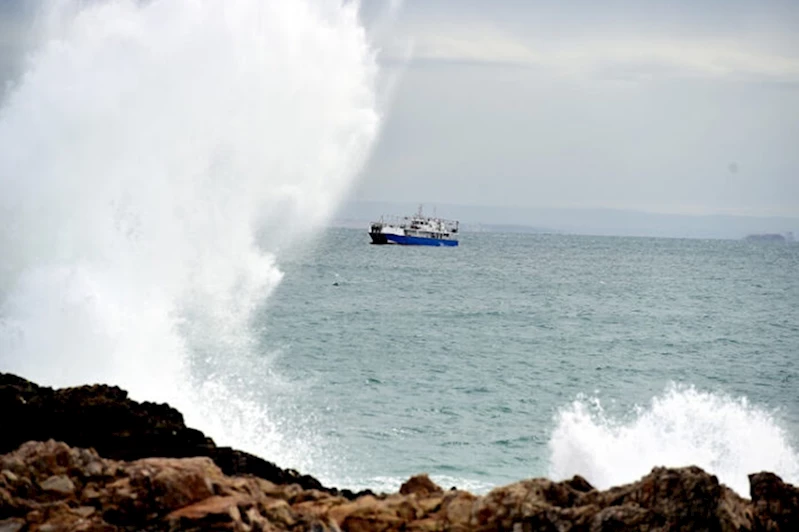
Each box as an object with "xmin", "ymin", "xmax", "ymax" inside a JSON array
[{"xmin": 369, "ymin": 206, "xmax": 459, "ymax": 246}]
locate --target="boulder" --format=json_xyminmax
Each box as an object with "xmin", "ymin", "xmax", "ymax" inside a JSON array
[
  {"xmin": 399, "ymin": 474, "xmax": 443, "ymax": 497},
  {"xmin": 750, "ymin": 471, "xmax": 799, "ymax": 530}
]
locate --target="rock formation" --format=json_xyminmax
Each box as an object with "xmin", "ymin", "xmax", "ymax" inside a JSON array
[
  {"xmin": 0, "ymin": 373, "xmax": 366, "ymax": 499},
  {"xmin": 1, "ymin": 373, "xmax": 798, "ymax": 530}
]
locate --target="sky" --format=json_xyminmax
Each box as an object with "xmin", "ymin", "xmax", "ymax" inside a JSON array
[
  {"xmin": 355, "ymin": 0, "xmax": 799, "ymax": 218},
  {"xmin": 1, "ymin": 1, "xmax": 798, "ymax": 220}
]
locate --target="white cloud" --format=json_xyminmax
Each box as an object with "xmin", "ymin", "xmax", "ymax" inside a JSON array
[{"xmin": 388, "ymin": 29, "xmax": 799, "ymax": 83}]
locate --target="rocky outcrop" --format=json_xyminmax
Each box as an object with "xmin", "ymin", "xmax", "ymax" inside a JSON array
[
  {"xmin": 2, "ymin": 373, "xmax": 798, "ymax": 530},
  {"xmin": 0, "ymin": 373, "xmax": 366, "ymax": 499},
  {"xmin": 1, "ymin": 441, "xmax": 798, "ymax": 531},
  {"xmin": 0, "ymin": 440, "xmax": 329, "ymax": 531},
  {"xmin": 750, "ymin": 471, "xmax": 799, "ymax": 530}
]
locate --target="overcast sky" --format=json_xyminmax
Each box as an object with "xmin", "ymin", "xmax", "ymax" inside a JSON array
[
  {"xmin": 357, "ymin": 0, "xmax": 799, "ymax": 217},
  {"xmin": 2, "ymin": 1, "xmax": 797, "ymax": 218}
]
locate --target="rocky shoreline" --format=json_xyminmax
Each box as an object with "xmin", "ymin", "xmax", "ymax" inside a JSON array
[
  {"xmin": 0, "ymin": 373, "xmax": 360, "ymax": 499},
  {"xmin": 1, "ymin": 373, "xmax": 797, "ymax": 531}
]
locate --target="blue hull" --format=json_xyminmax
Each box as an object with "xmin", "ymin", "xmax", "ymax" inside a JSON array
[{"xmin": 384, "ymin": 234, "xmax": 458, "ymax": 246}]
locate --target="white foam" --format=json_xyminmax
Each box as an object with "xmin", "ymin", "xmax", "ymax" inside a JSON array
[
  {"xmin": 0, "ymin": 0, "xmax": 380, "ymax": 477},
  {"xmin": 342, "ymin": 475, "xmax": 498, "ymax": 495},
  {"xmin": 548, "ymin": 384, "xmax": 799, "ymax": 496}
]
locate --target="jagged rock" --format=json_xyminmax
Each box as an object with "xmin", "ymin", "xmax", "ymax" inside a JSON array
[
  {"xmin": 750, "ymin": 471, "xmax": 799, "ymax": 530},
  {"xmin": 0, "ymin": 440, "xmax": 333, "ymax": 531},
  {"xmin": 0, "ymin": 518, "xmax": 25, "ymax": 532},
  {"xmin": 0, "ymin": 373, "xmax": 369, "ymax": 499},
  {"xmin": 399, "ymin": 474, "xmax": 443, "ymax": 497},
  {"xmin": 2, "ymin": 374, "xmax": 799, "ymax": 530},
  {"xmin": 576, "ymin": 466, "xmax": 753, "ymax": 531},
  {"xmin": 2, "ymin": 439, "xmax": 799, "ymax": 531},
  {"xmin": 39, "ymin": 474, "xmax": 75, "ymax": 495}
]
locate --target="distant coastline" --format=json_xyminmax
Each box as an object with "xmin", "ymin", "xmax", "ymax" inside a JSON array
[
  {"xmin": 744, "ymin": 232, "xmax": 795, "ymax": 243},
  {"xmin": 333, "ymin": 200, "xmax": 799, "ymax": 241},
  {"xmin": 331, "ymin": 218, "xmax": 560, "ymax": 235}
]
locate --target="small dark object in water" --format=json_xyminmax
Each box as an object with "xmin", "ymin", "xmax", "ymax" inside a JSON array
[{"xmin": 332, "ymin": 282, "xmax": 340, "ymax": 286}]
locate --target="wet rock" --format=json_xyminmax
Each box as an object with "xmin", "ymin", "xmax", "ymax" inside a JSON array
[
  {"xmin": 3, "ymin": 438, "xmax": 799, "ymax": 531},
  {"xmin": 578, "ymin": 465, "xmax": 752, "ymax": 531},
  {"xmin": 0, "ymin": 440, "xmax": 340, "ymax": 531},
  {"xmin": 399, "ymin": 474, "xmax": 443, "ymax": 497},
  {"xmin": 750, "ymin": 471, "xmax": 799, "ymax": 530},
  {"xmin": 565, "ymin": 474, "xmax": 594, "ymax": 493},
  {"xmin": 0, "ymin": 372, "xmax": 341, "ymax": 497},
  {"xmin": 2, "ymin": 374, "xmax": 799, "ymax": 531}
]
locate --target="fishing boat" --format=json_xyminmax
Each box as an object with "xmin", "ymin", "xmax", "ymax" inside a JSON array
[{"xmin": 368, "ymin": 207, "xmax": 459, "ymax": 246}]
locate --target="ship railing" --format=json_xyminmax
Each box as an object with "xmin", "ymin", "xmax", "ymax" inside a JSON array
[
  {"xmin": 374, "ymin": 214, "xmax": 459, "ymax": 231},
  {"xmin": 374, "ymin": 214, "xmax": 410, "ymax": 226}
]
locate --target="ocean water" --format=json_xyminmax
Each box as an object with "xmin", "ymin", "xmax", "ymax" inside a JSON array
[
  {"xmin": 254, "ymin": 229, "xmax": 799, "ymax": 495},
  {"xmin": 1, "ymin": 0, "xmax": 798, "ymax": 501}
]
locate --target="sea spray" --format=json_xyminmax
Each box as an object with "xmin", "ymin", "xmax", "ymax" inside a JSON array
[
  {"xmin": 0, "ymin": 0, "xmax": 380, "ymax": 481},
  {"xmin": 548, "ymin": 384, "xmax": 799, "ymax": 495}
]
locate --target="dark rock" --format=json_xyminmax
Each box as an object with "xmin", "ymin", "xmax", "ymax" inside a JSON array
[
  {"xmin": 579, "ymin": 466, "xmax": 752, "ymax": 531},
  {"xmin": 399, "ymin": 474, "xmax": 443, "ymax": 496},
  {"xmin": 566, "ymin": 474, "xmax": 594, "ymax": 493},
  {"xmin": 750, "ymin": 471, "xmax": 799, "ymax": 530},
  {"xmin": 0, "ymin": 440, "xmax": 798, "ymax": 532},
  {"xmin": 3, "ymin": 374, "xmax": 799, "ymax": 531},
  {"xmin": 0, "ymin": 373, "xmax": 350, "ymax": 498}
]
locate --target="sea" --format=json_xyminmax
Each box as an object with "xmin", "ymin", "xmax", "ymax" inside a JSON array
[
  {"xmin": 253, "ymin": 229, "xmax": 799, "ymax": 495},
  {"xmin": 0, "ymin": 0, "xmax": 798, "ymax": 501}
]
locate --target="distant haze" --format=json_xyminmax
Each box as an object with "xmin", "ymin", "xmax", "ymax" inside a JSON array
[{"xmin": 354, "ymin": 0, "xmax": 799, "ymax": 224}]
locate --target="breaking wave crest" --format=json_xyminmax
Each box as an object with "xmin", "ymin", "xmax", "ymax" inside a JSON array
[{"xmin": 548, "ymin": 384, "xmax": 799, "ymax": 495}]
